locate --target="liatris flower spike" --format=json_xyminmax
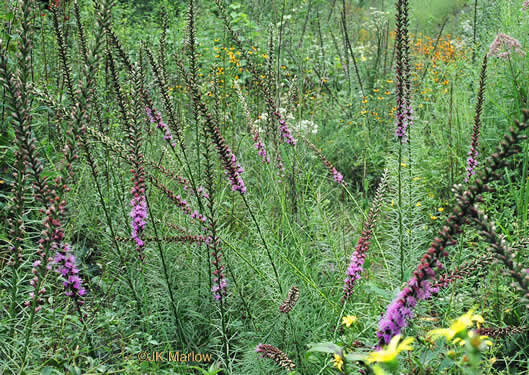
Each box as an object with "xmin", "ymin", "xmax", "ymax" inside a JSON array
[
  {"xmin": 465, "ymin": 55, "xmax": 487, "ymax": 183},
  {"xmin": 343, "ymin": 170, "xmax": 388, "ymax": 301}
]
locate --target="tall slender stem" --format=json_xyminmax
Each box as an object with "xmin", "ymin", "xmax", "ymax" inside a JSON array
[{"xmin": 241, "ymin": 194, "xmax": 283, "ymax": 294}]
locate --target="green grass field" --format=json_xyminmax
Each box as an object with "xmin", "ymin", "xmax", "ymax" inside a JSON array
[{"xmin": 1, "ymin": 0, "xmax": 529, "ymax": 374}]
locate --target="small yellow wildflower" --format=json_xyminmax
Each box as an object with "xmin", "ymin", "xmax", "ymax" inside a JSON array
[
  {"xmin": 489, "ymin": 357, "xmax": 497, "ymax": 365},
  {"xmin": 261, "ymin": 53, "xmax": 268, "ymax": 59},
  {"xmin": 401, "ymin": 163, "xmax": 407, "ymax": 168},
  {"xmin": 413, "ymin": 176, "xmax": 421, "ymax": 181},
  {"xmin": 333, "ymin": 353, "xmax": 344, "ymax": 372},
  {"xmin": 386, "ymin": 79, "xmax": 393, "ymax": 83},
  {"xmin": 342, "ymin": 315, "xmax": 357, "ymax": 327},
  {"xmin": 438, "ymin": 207, "xmax": 444, "ymax": 212},
  {"xmin": 416, "ymin": 202, "xmax": 421, "ymax": 207},
  {"xmin": 428, "ymin": 310, "xmax": 484, "ymax": 342},
  {"xmin": 468, "ymin": 331, "xmax": 493, "ymax": 349},
  {"xmin": 367, "ymin": 335, "xmax": 414, "ymax": 364},
  {"xmin": 430, "ymin": 215, "xmax": 438, "ymax": 220}
]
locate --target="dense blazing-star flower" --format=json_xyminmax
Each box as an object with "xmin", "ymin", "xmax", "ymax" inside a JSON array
[
  {"xmin": 234, "ymin": 80, "xmax": 270, "ymax": 163},
  {"xmin": 343, "ymin": 171, "xmax": 387, "ymax": 301},
  {"xmin": 52, "ymin": 243, "xmax": 87, "ymax": 301},
  {"xmin": 465, "ymin": 55, "xmax": 487, "ymax": 183},
  {"xmin": 393, "ymin": 0, "xmax": 413, "ymax": 142},
  {"xmin": 130, "ymin": 193, "xmax": 148, "ymax": 249},
  {"xmin": 524, "ymin": 0, "xmax": 529, "ymax": 11},
  {"xmin": 145, "ymin": 105, "xmax": 177, "ymax": 148},
  {"xmin": 207, "ymin": 236, "xmax": 227, "ymax": 301},
  {"xmin": 377, "ymin": 276, "xmax": 439, "ymax": 345},
  {"xmin": 303, "ymin": 137, "xmax": 348, "ymax": 187},
  {"xmin": 277, "ymin": 114, "xmax": 297, "ymax": 146}
]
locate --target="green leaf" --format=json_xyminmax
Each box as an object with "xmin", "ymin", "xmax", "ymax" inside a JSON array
[
  {"xmin": 306, "ymin": 342, "xmax": 343, "ymax": 355},
  {"xmin": 344, "ymin": 352, "xmax": 367, "ymax": 362}
]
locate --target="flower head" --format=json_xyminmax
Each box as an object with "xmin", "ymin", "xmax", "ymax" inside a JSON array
[
  {"xmin": 342, "ymin": 315, "xmax": 357, "ymax": 327},
  {"xmin": 428, "ymin": 310, "xmax": 484, "ymax": 342},
  {"xmin": 488, "ymin": 33, "xmax": 525, "ymax": 59},
  {"xmin": 333, "ymin": 353, "xmax": 344, "ymax": 372},
  {"xmin": 367, "ymin": 335, "xmax": 414, "ymax": 364}
]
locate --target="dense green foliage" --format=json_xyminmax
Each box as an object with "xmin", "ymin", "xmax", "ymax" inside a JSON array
[{"xmin": 1, "ymin": 0, "xmax": 529, "ymax": 374}]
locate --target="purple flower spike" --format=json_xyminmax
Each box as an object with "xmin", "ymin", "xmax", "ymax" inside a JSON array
[
  {"xmin": 343, "ymin": 170, "xmax": 388, "ymax": 301},
  {"xmin": 52, "ymin": 243, "xmax": 87, "ymax": 304},
  {"xmin": 254, "ymin": 134, "xmax": 270, "ymax": 164},
  {"xmin": 145, "ymin": 106, "xmax": 176, "ymax": 148},
  {"xmin": 277, "ymin": 116, "xmax": 297, "ymax": 145},
  {"xmin": 465, "ymin": 55, "xmax": 487, "ymax": 183}
]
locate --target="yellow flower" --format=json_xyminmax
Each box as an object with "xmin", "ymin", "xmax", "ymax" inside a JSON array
[
  {"xmin": 438, "ymin": 207, "xmax": 444, "ymax": 212},
  {"xmin": 416, "ymin": 202, "xmax": 421, "ymax": 207},
  {"xmin": 489, "ymin": 357, "xmax": 497, "ymax": 365},
  {"xmin": 342, "ymin": 315, "xmax": 357, "ymax": 327},
  {"xmin": 430, "ymin": 215, "xmax": 438, "ymax": 220},
  {"xmin": 468, "ymin": 331, "xmax": 493, "ymax": 349},
  {"xmin": 367, "ymin": 335, "xmax": 414, "ymax": 364},
  {"xmin": 333, "ymin": 353, "xmax": 344, "ymax": 372},
  {"xmin": 401, "ymin": 163, "xmax": 407, "ymax": 168},
  {"xmin": 428, "ymin": 310, "xmax": 484, "ymax": 342}
]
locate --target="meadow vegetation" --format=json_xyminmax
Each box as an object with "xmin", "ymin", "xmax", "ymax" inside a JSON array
[{"xmin": 1, "ymin": 0, "xmax": 529, "ymax": 374}]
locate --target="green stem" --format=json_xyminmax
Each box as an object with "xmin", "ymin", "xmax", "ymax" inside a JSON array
[
  {"xmin": 241, "ymin": 194, "xmax": 283, "ymax": 294},
  {"xmin": 144, "ymin": 192, "xmax": 188, "ymax": 349}
]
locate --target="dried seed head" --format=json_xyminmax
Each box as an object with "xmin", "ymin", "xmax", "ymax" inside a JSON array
[
  {"xmin": 279, "ymin": 286, "xmax": 300, "ymax": 313},
  {"xmin": 256, "ymin": 343, "xmax": 296, "ymax": 371}
]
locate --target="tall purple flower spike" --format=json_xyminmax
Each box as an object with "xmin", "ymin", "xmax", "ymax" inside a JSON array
[{"xmin": 52, "ymin": 243, "xmax": 87, "ymax": 302}]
